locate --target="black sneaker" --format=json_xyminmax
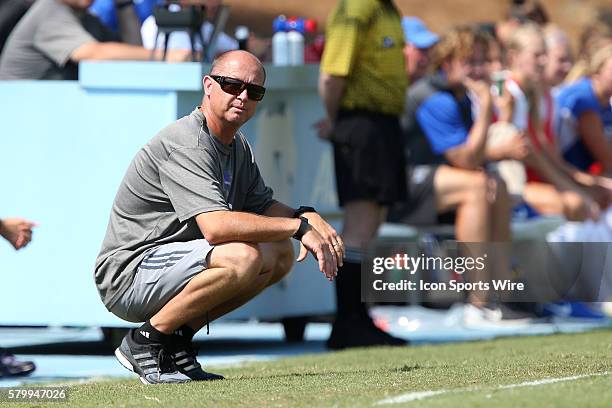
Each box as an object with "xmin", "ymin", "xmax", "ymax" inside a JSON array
[
  {"xmin": 0, "ymin": 350, "xmax": 35, "ymax": 378},
  {"xmin": 326, "ymin": 316, "xmax": 408, "ymax": 350},
  {"xmin": 115, "ymin": 329, "xmax": 192, "ymax": 384},
  {"xmin": 170, "ymin": 337, "xmax": 224, "ymax": 381}
]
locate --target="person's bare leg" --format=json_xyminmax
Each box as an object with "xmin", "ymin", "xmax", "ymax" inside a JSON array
[
  {"xmin": 186, "ymin": 239, "xmax": 294, "ymax": 331},
  {"xmin": 524, "ymin": 182, "xmax": 594, "ymax": 221},
  {"xmin": 433, "ymin": 166, "xmax": 491, "ymax": 242},
  {"xmin": 523, "ymin": 182, "xmax": 566, "ymax": 216},
  {"xmin": 149, "ymin": 242, "xmax": 264, "ymax": 334},
  {"xmin": 489, "ymin": 175, "xmax": 512, "ymax": 241},
  {"xmin": 433, "ymin": 167, "xmax": 512, "ymax": 305},
  {"xmin": 486, "ymin": 176, "xmax": 513, "ymax": 303},
  {"xmin": 342, "ymin": 200, "xmax": 385, "ymax": 249}
]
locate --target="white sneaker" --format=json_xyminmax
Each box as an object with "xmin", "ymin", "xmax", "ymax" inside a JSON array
[{"xmin": 463, "ymin": 304, "xmax": 530, "ymax": 328}]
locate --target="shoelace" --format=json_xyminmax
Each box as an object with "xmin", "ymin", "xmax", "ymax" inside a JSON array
[{"xmin": 156, "ymin": 347, "xmax": 178, "ymax": 380}]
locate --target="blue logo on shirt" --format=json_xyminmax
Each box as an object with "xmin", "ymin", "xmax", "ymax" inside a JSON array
[{"xmin": 382, "ymin": 36, "xmax": 395, "ymax": 48}]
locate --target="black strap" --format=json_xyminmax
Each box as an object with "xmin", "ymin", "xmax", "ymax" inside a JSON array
[{"xmin": 292, "ymin": 216, "xmax": 309, "ymax": 241}]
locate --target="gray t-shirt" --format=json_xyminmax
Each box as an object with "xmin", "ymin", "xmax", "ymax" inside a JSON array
[
  {"xmin": 0, "ymin": 0, "xmax": 95, "ymax": 79},
  {"xmin": 95, "ymin": 108, "xmax": 274, "ymax": 309}
]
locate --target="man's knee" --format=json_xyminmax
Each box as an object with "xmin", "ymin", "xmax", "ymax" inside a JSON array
[
  {"xmin": 268, "ymin": 239, "xmax": 294, "ymax": 285},
  {"xmin": 464, "ymin": 172, "xmax": 509, "ymax": 206},
  {"xmin": 211, "ymin": 242, "xmax": 264, "ymax": 289},
  {"xmin": 464, "ymin": 172, "xmax": 489, "ymax": 202}
]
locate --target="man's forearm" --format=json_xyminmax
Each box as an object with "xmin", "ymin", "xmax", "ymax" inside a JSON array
[
  {"xmin": 263, "ymin": 201, "xmax": 295, "ymax": 218},
  {"xmin": 318, "ymin": 73, "xmax": 347, "ymax": 123},
  {"xmin": 71, "ymin": 42, "xmax": 154, "ymax": 62},
  {"xmin": 445, "ymin": 97, "xmax": 493, "ymax": 169},
  {"xmin": 527, "ymin": 150, "xmax": 579, "ymax": 191},
  {"xmin": 464, "ymin": 96, "xmax": 493, "ymax": 165},
  {"xmin": 196, "ymin": 210, "xmax": 300, "ymax": 245}
]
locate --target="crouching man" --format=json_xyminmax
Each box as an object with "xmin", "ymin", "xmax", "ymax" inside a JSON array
[{"xmin": 94, "ymin": 50, "xmax": 343, "ymax": 384}]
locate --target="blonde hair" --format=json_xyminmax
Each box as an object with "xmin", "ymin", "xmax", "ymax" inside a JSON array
[
  {"xmin": 543, "ymin": 24, "xmax": 570, "ymax": 53},
  {"xmin": 506, "ymin": 24, "xmax": 546, "ymax": 128},
  {"xmin": 429, "ymin": 25, "xmax": 489, "ymax": 72},
  {"xmin": 507, "ymin": 22, "xmax": 545, "ymax": 55},
  {"xmin": 566, "ymin": 21, "xmax": 612, "ymax": 83},
  {"xmin": 589, "ymin": 43, "xmax": 612, "ymax": 76}
]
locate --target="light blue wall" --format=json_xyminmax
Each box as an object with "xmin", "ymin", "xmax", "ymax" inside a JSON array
[{"xmin": 0, "ymin": 62, "xmax": 337, "ymax": 327}]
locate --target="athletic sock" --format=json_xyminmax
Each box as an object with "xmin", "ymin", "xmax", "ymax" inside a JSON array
[
  {"xmin": 334, "ymin": 259, "xmax": 368, "ymax": 321},
  {"xmin": 133, "ymin": 321, "xmax": 174, "ymax": 345},
  {"xmin": 173, "ymin": 325, "xmax": 196, "ymax": 342}
]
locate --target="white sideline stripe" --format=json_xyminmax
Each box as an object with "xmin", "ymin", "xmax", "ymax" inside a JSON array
[
  {"xmin": 499, "ymin": 371, "xmax": 610, "ymax": 389},
  {"xmin": 376, "ymin": 390, "xmax": 449, "ymax": 404},
  {"xmin": 375, "ymin": 372, "xmax": 610, "ymax": 405}
]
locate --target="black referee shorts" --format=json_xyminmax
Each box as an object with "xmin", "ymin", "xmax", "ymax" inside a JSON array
[{"xmin": 331, "ymin": 110, "xmax": 407, "ymax": 207}]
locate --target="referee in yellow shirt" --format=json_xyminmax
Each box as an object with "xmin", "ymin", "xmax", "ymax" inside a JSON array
[{"xmin": 317, "ymin": 0, "xmax": 408, "ymax": 349}]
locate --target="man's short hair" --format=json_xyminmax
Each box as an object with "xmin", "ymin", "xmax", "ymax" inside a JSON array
[{"xmin": 429, "ymin": 25, "xmax": 490, "ymax": 72}]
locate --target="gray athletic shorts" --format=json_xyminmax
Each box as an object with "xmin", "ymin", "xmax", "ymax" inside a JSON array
[{"xmin": 110, "ymin": 239, "xmax": 215, "ymax": 323}]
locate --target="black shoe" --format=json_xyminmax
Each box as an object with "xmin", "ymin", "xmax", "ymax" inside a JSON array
[
  {"xmin": 0, "ymin": 350, "xmax": 35, "ymax": 378},
  {"xmin": 326, "ymin": 316, "xmax": 408, "ymax": 350},
  {"xmin": 115, "ymin": 329, "xmax": 192, "ymax": 384},
  {"xmin": 170, "ymin": 337, "xmax": 224, "ymax": 381}
]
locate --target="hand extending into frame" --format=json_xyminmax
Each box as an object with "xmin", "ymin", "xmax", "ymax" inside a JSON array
[{"xmin": 0, "ymin": 217, "xmax": 37, "ymax": 250}]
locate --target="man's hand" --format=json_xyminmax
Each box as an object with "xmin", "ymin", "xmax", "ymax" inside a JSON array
[
  {"xmin": 298, "ymin": 212, "xmax": 344, "ymax": 269},
  {"xmin": 463, "ymin": 77, "xmax": 492, "ymax": 103},
  {"xmin": 587, "ymin": 178, "xmax": 612, "ymax": 209},
  {"xmin": 499, "ymin": 131, "xmax": 533, "ymax": 161},
  {"xmin": 0, "ymin": 218, "xmax": 37, "ymax": 250},
  {"xmin": 297, "ymin": 226, "xmax": 338, "ymax": 281},
  {"xmin": 562, "ymin": 190, "xmax": 601, "ymax": 222},
  {"xmin": 313, "ymin": 117, "xmax": 333, "ymax": 141},
  {"xmin": 295, "ymin": 213, "xmax": 343, "ymax": 281}
]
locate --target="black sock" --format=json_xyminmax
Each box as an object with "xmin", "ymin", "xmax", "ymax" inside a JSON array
[
  {"xmin": 334, "ymin": 260, "xmax": 369, "ymax": 321},
  {"xmin": 173, "ymin": 325, "xmax": 196, "ymax": 342},
  {"xmin": 133, "ymin": 321, "xmax": 174, "ymax": 345}
]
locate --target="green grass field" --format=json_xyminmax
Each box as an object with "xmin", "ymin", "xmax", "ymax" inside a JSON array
[{"xmin": 22, "ymin": 329, "xmax": 612, "ymax": 407}]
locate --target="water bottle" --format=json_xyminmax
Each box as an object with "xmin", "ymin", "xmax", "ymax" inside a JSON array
[
  {"xmin": 272, "ymin": 29, "xmax": 289, "ymax": 66},
  {"xmin": 287, "ymin": 30, "xmax": 304, "ymax": 65}
]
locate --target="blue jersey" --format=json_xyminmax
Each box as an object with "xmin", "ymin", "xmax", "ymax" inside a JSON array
[
  {"xmin": 89, "ymin": 0, "xmax": 158, "ymax": 31},
  {"xmin": 416, "ymin": 90, "xmax": 473, "ymax": 155},
  {"xmin": 402, "ymin": 73, "xmax": 473, "ymax": 166},
  {"xmin": 555, "ymin": 77, "xmax": 612, "ymax": 170}
]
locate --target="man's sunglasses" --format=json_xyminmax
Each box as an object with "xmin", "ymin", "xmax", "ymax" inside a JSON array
[{"xmin": 210, "ymin": 75, "xmax": 266, "ymax": 101}]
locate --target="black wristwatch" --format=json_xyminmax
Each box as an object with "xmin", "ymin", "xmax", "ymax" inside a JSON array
[
  {"xmin": 293, "ymin": 206, "xmax": 316, "ymax": 218},
  {"xmin": 292, "ymin": 216, "xmax": 309, "ymax": 241}
]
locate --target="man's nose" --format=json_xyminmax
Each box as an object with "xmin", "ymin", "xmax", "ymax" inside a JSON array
[{"xmin": 237, "ymin": 87, "xmax": 249, "ymax": 101}]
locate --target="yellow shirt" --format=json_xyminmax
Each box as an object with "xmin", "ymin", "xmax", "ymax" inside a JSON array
[{"xmin": 321, "ymin": 0, "xmax": 407, "ymax": 115}]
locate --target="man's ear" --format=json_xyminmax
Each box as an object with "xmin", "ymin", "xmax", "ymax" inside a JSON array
[{"xmin": 203, "ymin": 75, "xmax": 213, "ymax": 96}]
